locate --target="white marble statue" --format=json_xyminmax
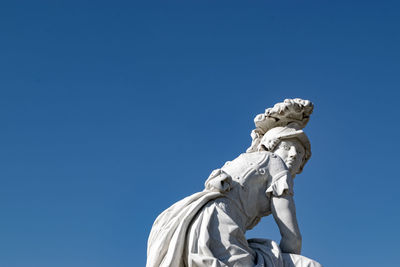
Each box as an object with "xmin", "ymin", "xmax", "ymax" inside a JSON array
[{"xmin": 147, "ymin": 99, "xmax": 322, "ymax": 267}]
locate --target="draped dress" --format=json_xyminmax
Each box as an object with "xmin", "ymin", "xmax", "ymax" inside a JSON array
[{"xmin": 147, "ymin": 151, "xmax": 322, "ymax": 267}]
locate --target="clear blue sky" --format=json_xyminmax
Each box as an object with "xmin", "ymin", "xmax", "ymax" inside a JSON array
[{"xmin": 1, "ymin": 1, "xmax": 399, "ymax": 266}]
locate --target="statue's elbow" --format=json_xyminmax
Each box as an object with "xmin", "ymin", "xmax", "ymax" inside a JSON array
[
  {"xmin": 280, "ymin": 234, "xmax": 302, "ymax": 254},
  {"xmin": 293, "ymin": 235, "xmax": 302, "ymax": 254}
]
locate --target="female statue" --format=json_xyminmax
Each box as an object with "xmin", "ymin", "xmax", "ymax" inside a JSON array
[{"xmin": 147, "ymin": 99, "xmax": 322, "ymax": 267}]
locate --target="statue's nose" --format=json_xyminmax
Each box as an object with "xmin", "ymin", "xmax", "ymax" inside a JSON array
[{"xmin": 288, "ymin": 146, "xmax": 297, "ymax": 159}]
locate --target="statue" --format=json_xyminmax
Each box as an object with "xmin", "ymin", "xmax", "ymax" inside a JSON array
[{"xmin": 146, "ymin": 98, "xmax": 322, "ymax": 267}]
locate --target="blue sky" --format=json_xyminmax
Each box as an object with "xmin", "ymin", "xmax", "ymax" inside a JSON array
[{"xmin": 1, "ymin": 1, "xmax": 400, "ymax": 266}]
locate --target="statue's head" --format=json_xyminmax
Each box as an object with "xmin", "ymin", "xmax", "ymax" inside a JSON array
[
  {"xmin": 257, "ymin": 123, "xmax": 311, "ymax": 177},
  {"xmin": 246, "ymin": 98, "xmax": 314, "ymax": 177}
]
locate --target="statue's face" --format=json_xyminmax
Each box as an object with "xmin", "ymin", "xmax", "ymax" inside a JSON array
[{"xmin": 272, "ymin": 138, "xmax": 305, "ymax": 177}]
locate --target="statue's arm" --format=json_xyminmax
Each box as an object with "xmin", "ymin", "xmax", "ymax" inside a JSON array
[{"xmin": 271, "ymin": 194, "xmax": 302, "ymax": 254}]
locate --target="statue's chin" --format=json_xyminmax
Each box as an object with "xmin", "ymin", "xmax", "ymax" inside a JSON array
[
  {"xmin": 285, "ymin": 162, "xmax": 299, "ymax": 178},
  {"xmin": 285, "ymin": 162, "xmax": 293, "ymax": 171}
]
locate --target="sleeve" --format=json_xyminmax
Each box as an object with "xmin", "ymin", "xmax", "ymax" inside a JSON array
[{"xmin": 265, "ymin": 155, "xmax": 294, "ymax": 197}]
